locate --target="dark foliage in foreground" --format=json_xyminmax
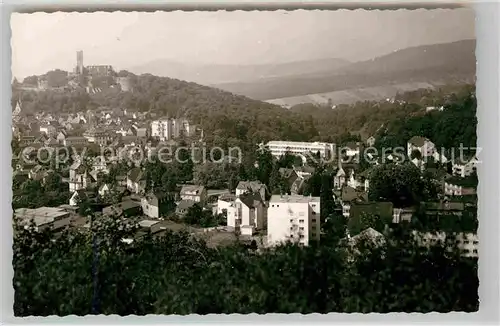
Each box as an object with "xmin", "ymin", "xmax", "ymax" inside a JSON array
[{"xmin": 13, "ymin": 217, "xmax": 478, "ymax": 316}]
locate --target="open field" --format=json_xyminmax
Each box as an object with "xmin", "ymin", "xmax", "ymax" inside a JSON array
[{"xmin": 264, "ymin": 80, "xmax": 452, "ymax": 108}]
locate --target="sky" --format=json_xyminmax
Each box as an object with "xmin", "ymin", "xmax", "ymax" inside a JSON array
[{"xmin": 11, "ymin": 8, "xmax": 475, "ymax": 80}]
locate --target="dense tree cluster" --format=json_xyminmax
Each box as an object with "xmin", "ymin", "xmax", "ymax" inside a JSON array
[
  {"xmin": 13, "ymin": 216, "xmax": 478, "ymax": 316},
  {"xmin": 12, "ymin": 175, "xmax": 70, "ymax": 209}
]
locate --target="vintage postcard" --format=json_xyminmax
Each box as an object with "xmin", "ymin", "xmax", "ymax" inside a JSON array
[{"xmin": 10, "ymin": 6, "xmax": 478, "ymax": 316}]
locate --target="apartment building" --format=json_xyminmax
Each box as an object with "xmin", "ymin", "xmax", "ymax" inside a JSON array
[
  {"xmin": 151, "ymin": 118, "xmax": 194, "ymax": 140},
  {"xmin": 225, "ymin": 193, "xmax": 267, "ymax": 236},
  {"xmin": 265, "ymin": 141, "xmax": 334, "ymax": 160},
  {"xmin": 267, "ymin": 195, "xmax": 321, "ymax": 247},
  {"xmin": 412, "ymin": 231, "xmax": 478, "ymax": 258}
]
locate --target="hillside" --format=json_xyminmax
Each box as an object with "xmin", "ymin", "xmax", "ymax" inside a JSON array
[
  {"xmin": 213, "ymin": 39, "xmax": 476, "ymax": 102},
  {"xmin": 127, "ymin": 58, "xmax": 350, "ymax": 85},
  {"xmin": 12, "ymin": 69, "xmax": 475, "ymax": 158},
  {"xmin": 11, "ymin": 73, "xmax": 318, "ymax": 154}
]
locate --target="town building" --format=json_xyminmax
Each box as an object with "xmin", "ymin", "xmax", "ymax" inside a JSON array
[
  {"xmin": 223, "ymin": 192, "xmax": 267, "ymax": 236},
  {"xmin": 86, "ymin": 65, "xmax": 114, "ymax": 76},
  {"xmin": 175, "ymin": 200, "xmax": 198, "ymax": 216},
  {"xmin": 39, "ymin": 124, "xmax": 57, "ymax": 138},
  {"xmin": 267, "ymin": 194, "xmax": 321, "ymax": 247},
  {"xmin": 179, "ymin": 185, "xmax": 207, "ymax": 204},
  {"xmin": 392, "ymin": 207, "xmax": 416, "ymax": 223},
  {"xmin": 83, "ymin": 127, "xmax": 111, "ymax": 145},
  {"xmin": 366, "ymin": 136, "xmax": 376, "ymax": 147},
  {"xmin": 141, "ymin": 192, "xmax": 174, "ymax": 219},
  {"xmin": 343, "ymin": 141, "xmax": 362, "ymax": 158},
  {"xmin": 452, "ymin": 156, "xmax": 478, "ymax": 178},
  {"xmin": 444, "ymin": 176, "xmax": 477, "ymax": 196},
  {"xmin": 412, "ymin": 231, "xmax": 478, "ymax": 258},
  {"xmin": 151, "ymin": 118, "xmax": 194, "ymax": 140},
  {"xmin": 103, "ymin": 201, "xmax": 142, "ymax": 218},
  {"xmin": 12, "ymin": 100, "xmax": 22, "ymax": 117},
  {"xmin": 235, "ymin": 181, "xmax": 267, "ymax": 200},
  {"xmin": 265, "ymin": 141, "xmax": 334, "ymax": 160},
  {"xmin": 126, "ymin": 168, "xmax": 146, "ymax": 194},
  {"xmin": 340, "ymin": 186, "xmax": 369, "ymax": 218},
  {"xmin": 14, "ymin": 207, "xmax": 71, "ymax": 232},
  {"xmin": 75, "ymin": 50, "xmax": 84, "ymax": 75},
  {"xmin": 407, "ymin": 136, "xmax": 436, "ymax": 159},
  {"xmin": 64, "ymin": 136, "xmax": 88, "ymax": 147}
]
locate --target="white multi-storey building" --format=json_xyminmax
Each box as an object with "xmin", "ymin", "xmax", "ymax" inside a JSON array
[
  {"xmin": 151, "ymin": 118, "xmax": 194, "ymax": 140},
  {"xmin": 412, "ymin": 231, "xmax": 478, "ymax": 258},
  {"xmin": 267, "ymin": 195, "xmax": 321, "ymax": 247},
  {"xmin": 221, "ymin": 193, "xmax": 267, "ymax": 236},
  {"xmin": 265, "ymin": 141, "xmax": 334, "ymax": 160}
]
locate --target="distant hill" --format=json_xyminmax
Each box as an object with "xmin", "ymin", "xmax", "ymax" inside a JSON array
[
  {"xmin": 127, "ymin": 58, "xmax": 350, "ymax": 85},
  {"xmin": 213, "ymin": 39, "xmax": 476, "ymax": 102}
]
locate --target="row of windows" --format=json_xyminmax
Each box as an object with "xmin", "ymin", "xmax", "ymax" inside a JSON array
[{"xmin": 424, "ymin": 238, "xmax": 478, "ymax": 246}]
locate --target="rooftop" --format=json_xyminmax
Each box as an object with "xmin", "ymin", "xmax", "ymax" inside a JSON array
[
  {"xmin": 138, "ymin": 220, "xmax": 160, "ymax": 228},
  {"xmin": 14, "ymin": 207, "xmax": 70, "ymax": 225},
  {"xmin": 269, "ymin": 194, "xmax": 320, "ymax": 204},
  {"xmin": 408, "ymin": 136, "xmax": 429, "ymax": 147},
  {"xmin": 423, "ymin": 201, "xmax": 465, "ymax": 211},
  {"xmin": 267, "ymin": 140, "xmax": 331, "ymax": 147}
]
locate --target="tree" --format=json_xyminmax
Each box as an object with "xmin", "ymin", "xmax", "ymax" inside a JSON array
[
  {"xmin": 12, "ymin": 218, "xmax": 478, "ymax": 315},
  {"xmin": 228, "ymin": 172, "xmax": 238, "ymax": 193},
  {"xmin": 184, "ymin": 203, "xmax": 203, "ymax": 225},
  {"xmin": 44, "ymin": 172, "xmax": 63, "ymax": 192},
  {"xmin": 368, "ymin": 163, "xmax": 439, "ymax": 208},
  {"xmin": 320, "ymin": 173, "xmax": 335, "ymax": 221},
  {"xmin": 347, "ymin": 212, "xmax": 386, "ymax": 237}
]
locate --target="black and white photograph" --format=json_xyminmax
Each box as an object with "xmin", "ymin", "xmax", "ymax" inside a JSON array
[{"xmin": 10, "ymin": 6, "xmax": 479, "ymax": 316}]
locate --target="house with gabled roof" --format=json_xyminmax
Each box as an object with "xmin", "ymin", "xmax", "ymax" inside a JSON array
[
  {"xmin": 28, "ymin": 165, "xmax": 50, "ymax": 182},
  {"xmin": 407, "ymin": 136, "xmax": 436, "ymax": 160},
  {"xmin": 225, "ymin": 192, "xmax": 267, "ymax": 236},
  {"xmin": 235, "ymin": 180, "xmax": 267, "ymax": 200},
  {"xmin": 175, "ymin": 199, "xmax": 198, "ymax": 216},
  {"xmin": 344, "ymin": 141, "xmax": 362, "ymax": 158},
  {"xmin": 290, "ymin": 175, "xmax": 310, "ymax": 196},
  {"xmin": 422, "ymin": 201, "xmax": 465, "ymax": 217},
  {"xmin": 141, "ymin": 191, "xmax": 176, "ymax": 218},
  {"xmin": 69, "ymin": 189, "xmax": 97, "ymax": 207},
  {"xmin": 340, "ymin": 186, "xmax": 369, "ymax": 218},
  {"xmin": 56, "ymin": 130, "xmax": 67, "ymax": 144},
  {"xmin": 180, "ymin": 185, "xmax": 207, "ymax": 204},
  {"xmin": 126, "ymin": 167, "xmax": 146, "ymax": 194},
  {"xmin": 103, "ymin": 200, "xmax": 142, "ymax": 218},
  {"xmin": 366, "ymin": 136, "xmax": 376, "ymax": 147}
]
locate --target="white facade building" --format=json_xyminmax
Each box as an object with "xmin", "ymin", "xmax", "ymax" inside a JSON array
[
  {"xmin": 452, "ymin": 158, "xmax": 477, "ymax": 178},
  {"xmin": 266, "ymin": 141, "xmax": 334, "ymax": 159},
  {"xmin": 412, "ymin": 231, "xmax": 478, "ymax": 258},
  {"xmin": 151, "ymin": 118, "xmax": 194, "ymax": 140},
  {"xmin": 444, "ymin": 181, "xmax": 477, "ymax": 196},
  {"xmin": 267, "ymin": 195, "xmax": 321, "ymax": 247}
]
